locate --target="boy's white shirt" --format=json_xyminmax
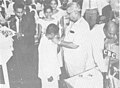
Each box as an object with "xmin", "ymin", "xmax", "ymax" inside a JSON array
[{"xmin": 38, "ymin": 35, "xmax": 61, "ymax": 79}]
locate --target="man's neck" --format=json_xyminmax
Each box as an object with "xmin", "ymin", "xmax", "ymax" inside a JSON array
[
  {"xmin": 73, "ymin": 15, "xmax": 81, "ymax": 23},
  {"xmin": 16, "ymin": 14, "xmax": 24, "ymax": 20}
]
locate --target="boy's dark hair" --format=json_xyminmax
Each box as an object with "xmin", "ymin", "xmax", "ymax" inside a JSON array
[
  {"xmin": 13, "ymin": 3, "xmax": 25, "ymax": 11},
  {"xmin": 44, "ymin": 5, "xmax": 53, "ymax": 13},
  {"xmin": 46, "ymin": 23, "xmax": 59, "ymax": 35}
]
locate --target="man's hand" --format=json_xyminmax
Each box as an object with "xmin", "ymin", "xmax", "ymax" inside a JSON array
[
  {"xmin": 16, "ymin": 33, "xmax": 23, "ymax": 39},
  {"xmin": 34, "ymin": 34, "xmax": 39, "ymax": 45},
  {"xmin": 48, "ymin": 76, "xmax": 53, "ymax": 82},
  {"xmin": 52, "ymin": 36, "xmax": 79, "ymax": 49}
]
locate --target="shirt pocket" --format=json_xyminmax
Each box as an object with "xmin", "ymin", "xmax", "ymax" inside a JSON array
[{"xmin": 65, "ymin": 30, "xmax": 75, "ymax": 42}]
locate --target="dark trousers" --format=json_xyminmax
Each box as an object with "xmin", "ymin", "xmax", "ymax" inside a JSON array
[{"xmin": 7, "ymin": 39, "xmax": 41, "ymax": 88}]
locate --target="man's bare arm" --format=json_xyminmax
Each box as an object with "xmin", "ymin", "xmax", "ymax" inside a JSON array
[{"xmin": 52, "ymin": 37, "xmax": 79, "ymax": 49}]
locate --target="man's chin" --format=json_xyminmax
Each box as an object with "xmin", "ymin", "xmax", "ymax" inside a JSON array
[{"xmin": 70, "ymin": 18, "xmax": 78, "ymax": 22}]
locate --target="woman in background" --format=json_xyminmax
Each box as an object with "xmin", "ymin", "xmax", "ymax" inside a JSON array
[{"xmin": 35, "ymin": 5, "xmax": 58, "ymax": 43}]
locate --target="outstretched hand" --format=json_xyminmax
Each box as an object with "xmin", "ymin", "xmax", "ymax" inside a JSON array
[{"xmin": 48, "ymin": 76, "xmax": 53, "ymax": 82}]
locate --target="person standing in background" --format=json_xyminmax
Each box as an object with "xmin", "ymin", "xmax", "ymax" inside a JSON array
[
  {"xmin": 91, "ymin": 20, "xmax": 119, "ymax": 88},
  {"xmin": 7, "ymin": 3, "xmax": 40, "ymax": 88},
  {"xmin": 36, "ymin": 5, "xmax": 58, "ymax": 42},
  {"xmin": 82, "ymin": 0, "xmax": 109, "ymax": 29}
]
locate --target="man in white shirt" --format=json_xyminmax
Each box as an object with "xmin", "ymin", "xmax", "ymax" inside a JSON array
[
  {"xmin": 82, "ymin": 0, "xmax": 109, "ymax": 16},
  {"xmin": 52, "ymin": 2, "xmax": 92, "ymax": 77},
  {"xmin": 91, "ymin": 20, "xmax": 119, "ymax": 88},
  {"xmin": 52, "ymin": 2, "xmax": 105, "ymax": 88},
  {"xmin": 91, "ymin": 21, "xmax": 118, "ymax": 71},
  {"xmin": 82, "ymin": 0, "xmax": 109, "ymax": 29}
]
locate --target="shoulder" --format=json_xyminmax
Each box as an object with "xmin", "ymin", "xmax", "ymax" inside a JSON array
[
  {"xmin": 91, "ymin": 23, "xmax": 105, "ymax": 33},
  {"xmin": 91, "ymin": 23, "xmax": 105, "ymax": 39},
  {"xmin": 9, "ymin": 16, "xmax": 16, "ymax": 23},
  {"xmin": 81, "ymin": 17, "xmax": 89, "ymax": 26},
  {"xmin": 77, "ymin": 17, "xmax": 90, "ymax": 31},
  {"xmin": 39, "ymin": 36, "xmax": 48, "ymax": 46}
]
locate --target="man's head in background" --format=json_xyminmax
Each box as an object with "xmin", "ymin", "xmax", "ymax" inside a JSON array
[
  {"xmin": 44, "ymin": 5, "xmax": 53, "ymax": 18},
  {"xmin": 84, "ymin": 8, "xmax": 99, "ymax": 29},
  {"xmin": 46, "ymin": 23, "xmax": 59, "ymax": 40},
  {"xmin": 104, "ymin": 21, "xmax": 119, "ymax": 39},
  {"xmin": 50, "ymin": 0, "xmax": 58, "ymax": 11},
  {"xmin": 13, "ymin": 3, "xmax": 25, "ymax": 18},
  {"xmin": 60, "ymin": 0, "xmax": 68, "ymax": 10},
  {"xmin": 66, "ymin": 2, "xmax": 81, "ymax": 22},
  {"xmin": 110, "ymin": 0, "xmax": 120, "ymax": 24}
]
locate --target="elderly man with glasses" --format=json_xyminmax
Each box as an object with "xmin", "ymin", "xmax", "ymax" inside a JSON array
[{"xmin": 52, "ymin": 2, "xmax": 104, "ymax": 88}]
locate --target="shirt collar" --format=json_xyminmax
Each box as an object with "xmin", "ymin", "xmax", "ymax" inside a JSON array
[
  {"xmin": 71, "ymin": 17, "xmax": 84, "ymax": 31},
  {"xmin": 74, "ymin": 17, "xmax": 84, "ymax": 25}
]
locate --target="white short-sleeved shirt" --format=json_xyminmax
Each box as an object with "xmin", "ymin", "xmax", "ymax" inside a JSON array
[
  {"xmin": 63, "ymin": 17, "xmax": 95, "ymax": 76},
  {"xmin": 90, "ymin": 23, "xmax": 108, "ymax": 72},
  {"xmin": 38, "ymin": 35, "xmax": 61, "ymax": 79}
]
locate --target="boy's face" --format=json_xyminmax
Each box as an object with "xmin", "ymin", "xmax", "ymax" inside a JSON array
[{"xmin": 46, "ymin": 33, "xmax": 55, "ymax": 40}]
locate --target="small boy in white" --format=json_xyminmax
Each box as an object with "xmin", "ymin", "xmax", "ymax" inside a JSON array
[{"xmin": 38, "ymin": 23, "xmax": 61, "ymax": 88}]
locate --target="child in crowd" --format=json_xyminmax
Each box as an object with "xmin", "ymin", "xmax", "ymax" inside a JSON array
[{"xmin": 38, "ymin": 23, "xmax": 61, "ymax": 88}]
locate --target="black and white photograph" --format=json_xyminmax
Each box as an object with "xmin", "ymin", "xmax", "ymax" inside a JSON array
[{"xmin": 0, "ymin": 0, "xmax": 119, "ymax": 88}]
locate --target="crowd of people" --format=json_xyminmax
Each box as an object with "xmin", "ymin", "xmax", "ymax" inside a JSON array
[{"xmin": 0, "ymin": 0, "xmax": 119, "ymax": 88}]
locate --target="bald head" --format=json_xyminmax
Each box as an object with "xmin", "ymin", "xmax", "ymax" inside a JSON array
[
  {"xmin": 104, "ymin": 21, "xmax": 119, "ymax": 39},
  {"xmin": 104, "ymin": 21, "xmax": 118, "ymax": 32}
]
